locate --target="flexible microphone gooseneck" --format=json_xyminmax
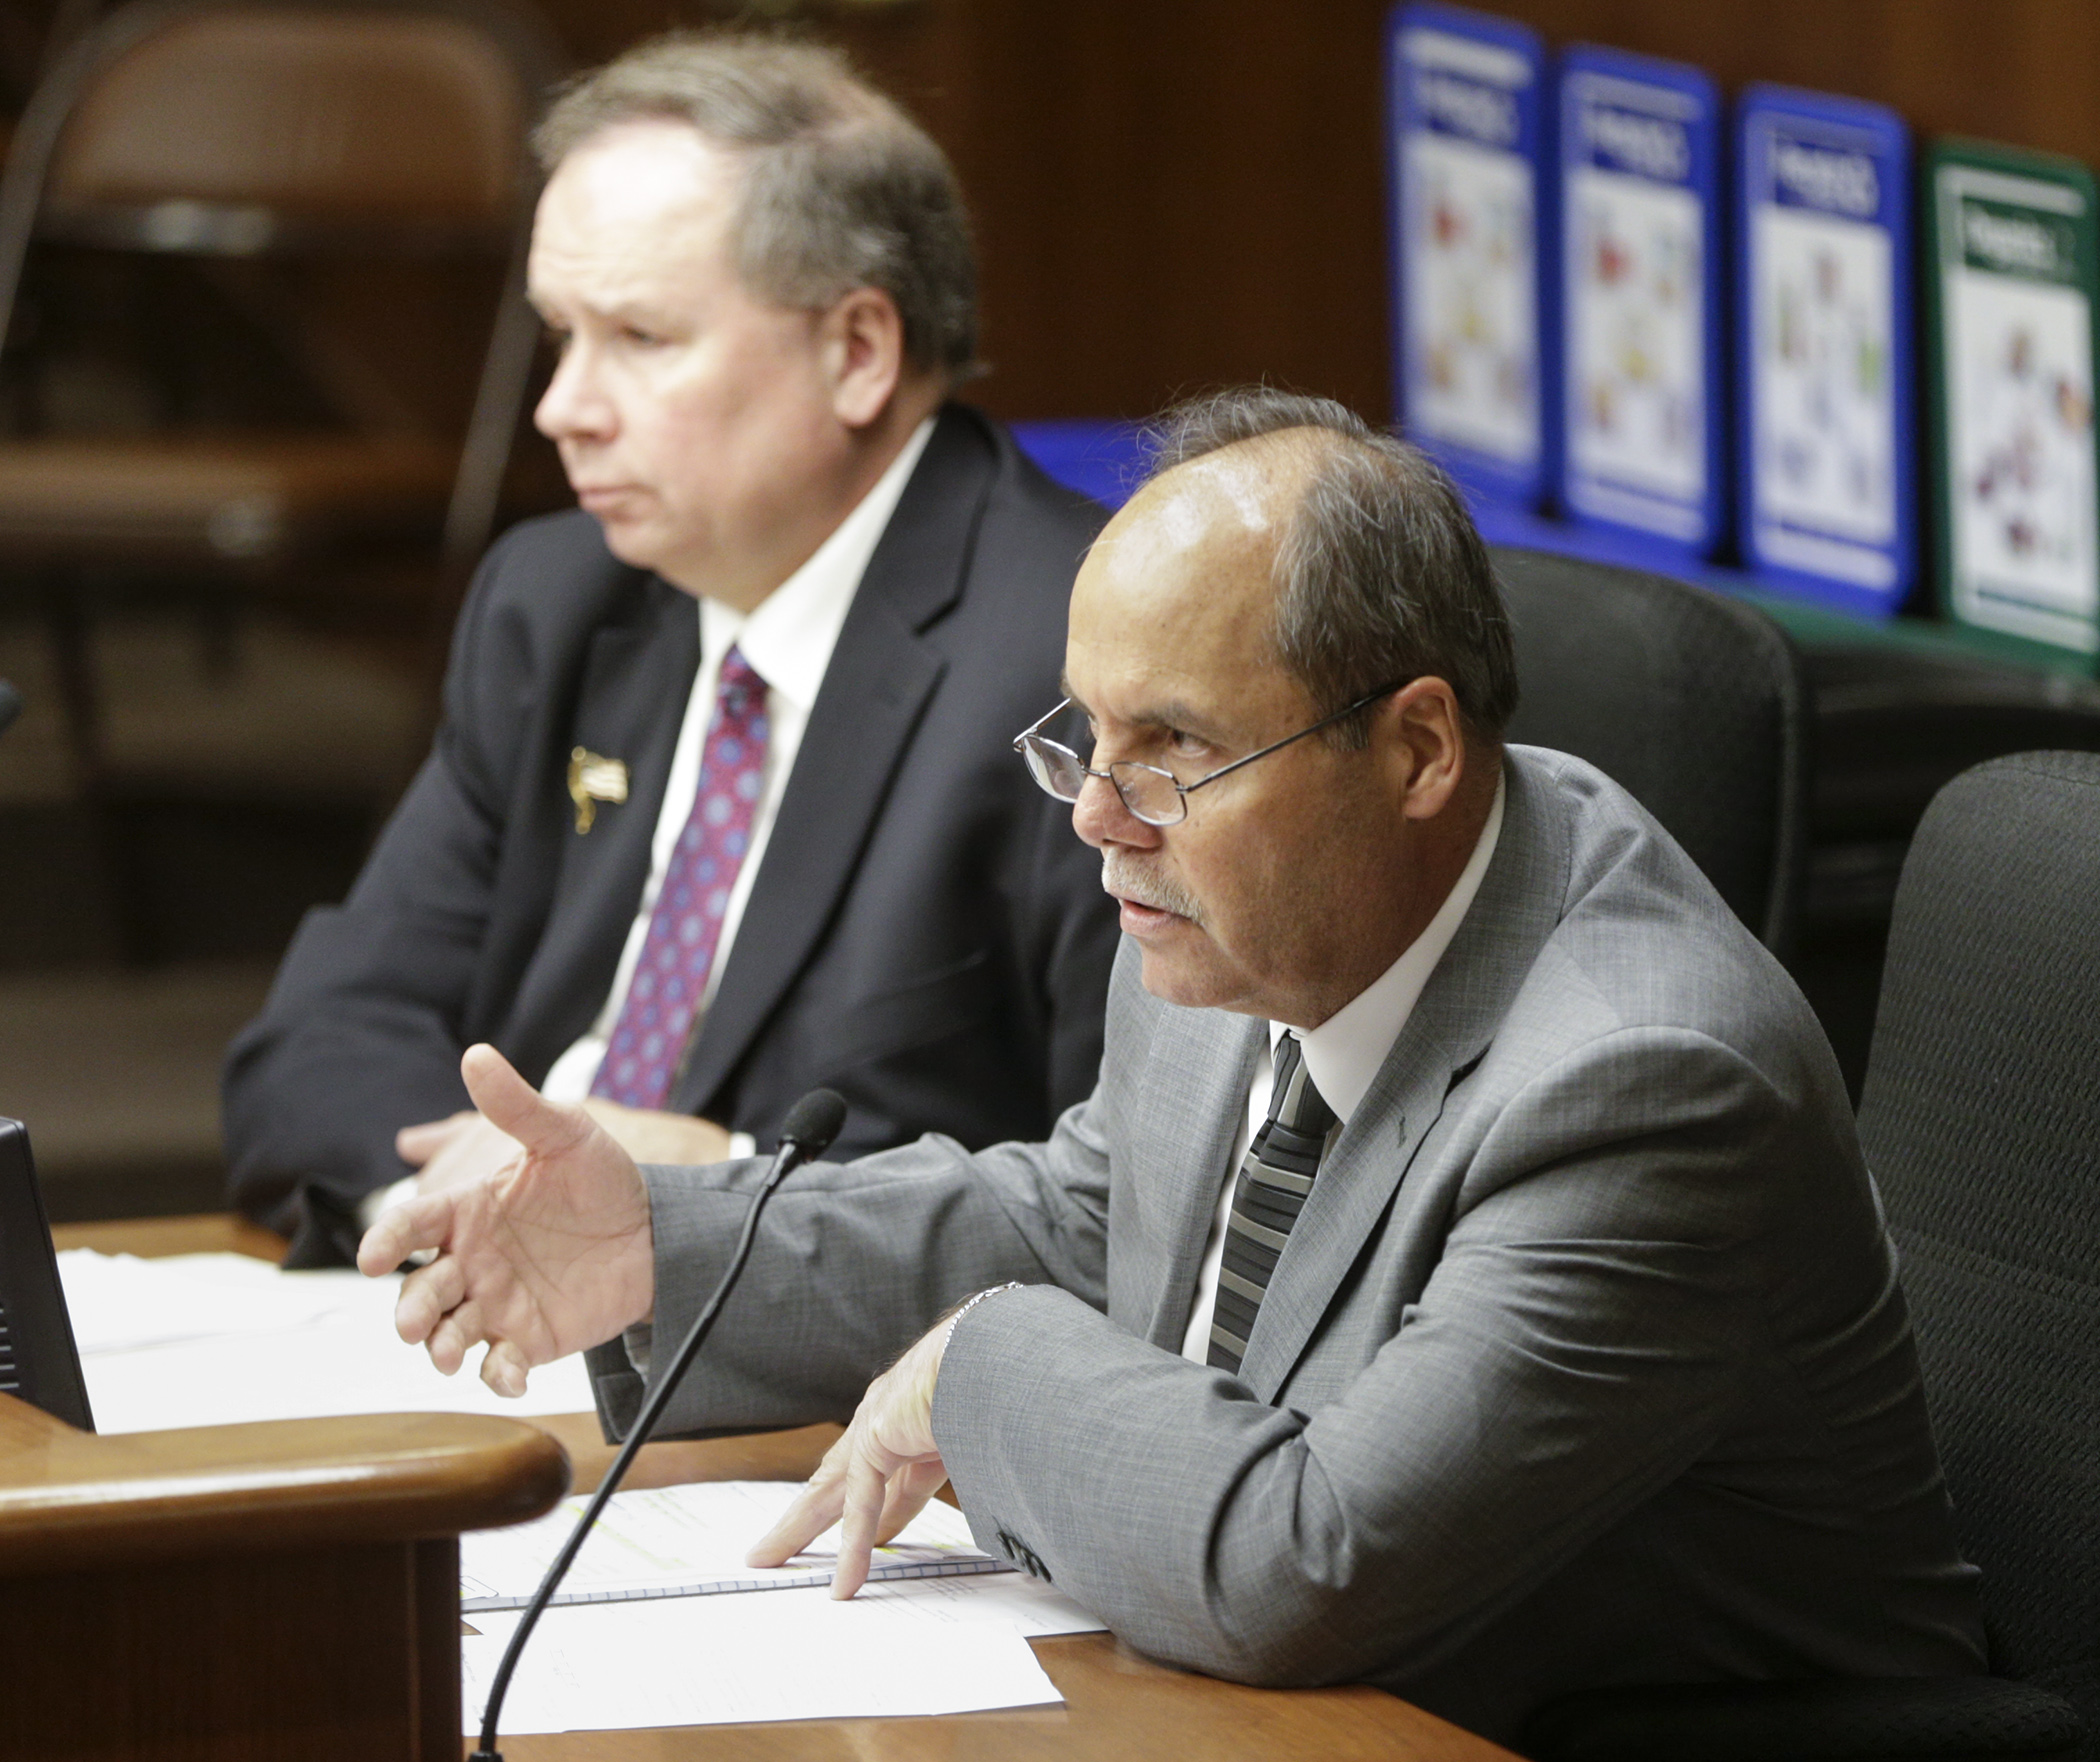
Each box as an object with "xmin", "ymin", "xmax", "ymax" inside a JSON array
[{"xmin": 469, "ymin": 1087, "xmax": 847, "ymax": 1762}]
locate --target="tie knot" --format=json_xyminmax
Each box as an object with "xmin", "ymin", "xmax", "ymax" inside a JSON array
[
  {"xmin": 719, "ymin": 646, "xmax": 765, "ymax": 709},
  {"xmin": 1272, "ymin": 1033, "xmax": 1337, "ymax": 1136},
  {"xmin": 718, "ymin": 646, "xmax": 768, "ymax": 730}
]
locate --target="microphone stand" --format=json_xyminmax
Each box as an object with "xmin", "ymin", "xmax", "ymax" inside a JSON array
[{"xmin": 468, "ymin": 1088, "xmax": 845, "ymax": 1761}]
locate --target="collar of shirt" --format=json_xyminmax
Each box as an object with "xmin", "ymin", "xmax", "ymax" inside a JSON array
[
  {"xmin": 1284, "ymin": 770, "xmax": 1507, "ymax": 1125},
  {"xmin": 695, "ymin": 414, "xmax": 937, "ymax": 697}
]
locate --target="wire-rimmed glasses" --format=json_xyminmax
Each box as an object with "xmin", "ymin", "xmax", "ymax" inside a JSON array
[{"xmin": 1011, "ymin": 680, "xmax": 1411, "ymax": 827}]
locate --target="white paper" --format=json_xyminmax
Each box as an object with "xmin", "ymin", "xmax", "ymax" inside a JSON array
[
  {"xmin": 461, "ymin": 1573, "xmax": 1097, "ymax": 1735},
  {"xmin": 60, "ymin": 1249, "xmax": 593, "ymax": 1431},
  {"xmin": 461, "ymin": 1479, "xmax": 1005, "ymax": 1610}
]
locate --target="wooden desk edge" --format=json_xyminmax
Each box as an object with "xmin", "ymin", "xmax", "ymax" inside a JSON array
[{"xmin": 0, "ymin": 1392, "xmax": 570, "ymax": 1574}]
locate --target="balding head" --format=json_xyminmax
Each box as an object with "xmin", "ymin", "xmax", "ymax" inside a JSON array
[{"xmin": 1139, "ymin": 388, "xmax": 1518, "ymax": 749}]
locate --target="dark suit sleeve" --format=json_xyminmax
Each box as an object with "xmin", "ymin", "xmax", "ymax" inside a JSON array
[{"xmin": 221, "ymin": 534, "xmax": 535, "ymax": 1257}]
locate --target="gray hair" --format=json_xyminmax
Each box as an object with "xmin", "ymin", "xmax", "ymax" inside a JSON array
[
  {"xmin": 1145, "ymin": 388, "xmax": 1518, "ymax": 745},
  {"xmin": 534, "ymin": 33, "xmax": 978, "ymax": 381}
]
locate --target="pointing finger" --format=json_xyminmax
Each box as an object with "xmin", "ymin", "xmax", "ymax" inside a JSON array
[
  {"xmin": 831, "ymin": 1450, "xmax": 889, "ymax": 1599},
  {"xmin": 747, "ymin": 1461, "xmax": 848, "ymax": 1568}
]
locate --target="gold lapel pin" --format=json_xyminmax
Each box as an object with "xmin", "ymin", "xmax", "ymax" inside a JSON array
[{"xmin": 567, "ymin": 747, "xmax": 630, "ymax": 834}]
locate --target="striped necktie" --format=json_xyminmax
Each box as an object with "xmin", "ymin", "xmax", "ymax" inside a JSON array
[{"xmin": 1207, "ymin": 1032, "xmax": 1337, "ymax": 1375}]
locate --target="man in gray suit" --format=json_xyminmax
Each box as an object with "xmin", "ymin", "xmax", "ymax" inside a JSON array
[{"xmin": 364, "ymin": 389, "xmax": 1986, "ymax": 1742}]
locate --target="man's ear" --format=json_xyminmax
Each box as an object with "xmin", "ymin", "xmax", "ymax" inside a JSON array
[
  {"xmin": 822, "ymin": 286, "xmax": 907, "ymax": 430},
  {"xmin": 1376, "ymin": 677, "xmax": 1468, "ymax": 822}
]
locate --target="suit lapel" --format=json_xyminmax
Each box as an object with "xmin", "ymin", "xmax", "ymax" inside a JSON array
[
  {"xmin": 1239, "ymin": 753, "xmax": 1573, "ymax": 1400},
  {"xmin": 1129, "ymin": 1006, "xmax": 1265, "ymax": 1350},
  {"xmin": 498, "ymin": 582, "xmax": 698, "ymax": 1082},
  {"xmin": 672, "ymin": 408, "xmax": 997, "ymax": 1119}
]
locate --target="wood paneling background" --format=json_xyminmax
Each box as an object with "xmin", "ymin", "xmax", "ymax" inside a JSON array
[{"xmin": 510, "ymin": 1, "xmax": 2100, "ymax": 428}]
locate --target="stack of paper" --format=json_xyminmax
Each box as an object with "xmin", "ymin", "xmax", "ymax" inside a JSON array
[
  {"xmin": 463, "ymin": 1574, "xmax": 1103, "ymax": 1734},
  {"xmin": 57, "ymin": 1248, "xmax": 594, "ymax": 1431},
  {"xmin": 460, "ymin": 1479, "xmax": 1106, "ymax": 1735},
  {"xmin": 462, "ymin": 1478, "xmax": 1009, "ymax": 1610}
]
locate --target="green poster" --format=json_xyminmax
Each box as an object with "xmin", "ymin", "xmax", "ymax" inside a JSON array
[{"xmin": 1926, "ymin": 139, "xmax": 2100, "ymax": 662}]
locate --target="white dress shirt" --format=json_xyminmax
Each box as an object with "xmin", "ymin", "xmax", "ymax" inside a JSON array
[
  {"xmin": 1179, "ymin": 774, "xmax": 1507, "ymax": 1362},
  {"xmin": 359, "ymin": 419, "xmax": 936, "ymax": 1229},
  {"xmin": 539, "ymin": 416, "xmax": 937, "ymax": 1119}
]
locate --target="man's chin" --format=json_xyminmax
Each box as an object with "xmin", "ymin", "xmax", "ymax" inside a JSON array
[{"xmin": 1132, "ymin": 936, "xmax": 1237, "ymax": 1012}]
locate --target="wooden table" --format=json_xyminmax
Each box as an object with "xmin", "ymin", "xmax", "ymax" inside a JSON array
[{"xmin": 55, "ymin": 1214, "xmax": 1521, "ymax": 1762}]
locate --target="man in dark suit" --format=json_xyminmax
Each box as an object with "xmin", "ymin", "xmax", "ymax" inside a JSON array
[{"xmin": 223, "ymin": 35, "xmax": 1117, "ymax": 1265}]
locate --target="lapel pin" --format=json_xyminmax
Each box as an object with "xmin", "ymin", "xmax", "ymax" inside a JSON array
[{"xmin": 567, "ymin": 747, "xmax": 630, "ymax": 834}]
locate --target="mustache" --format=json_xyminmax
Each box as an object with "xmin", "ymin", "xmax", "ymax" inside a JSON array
[{"xmin": 1101, "ymin": 852, "xmax": 1205, "ymax": 924}]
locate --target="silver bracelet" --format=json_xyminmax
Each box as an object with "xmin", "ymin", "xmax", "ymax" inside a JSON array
[{"xmin": 942, "ymin": 1281, "xmax": 1023, "ymax": 1356}]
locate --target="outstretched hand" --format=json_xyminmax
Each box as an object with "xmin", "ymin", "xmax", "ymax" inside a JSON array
[
  {"xmin": 357, "ymin": 1044, "xmax": 656, "ymax": 1397},
  {"xmin": 746, "ymin": 1320, "xmax": 953, "ymax": 1598}
]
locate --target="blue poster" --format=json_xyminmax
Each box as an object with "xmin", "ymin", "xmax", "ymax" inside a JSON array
[
  {"xmin": 1738, "ymin": 86, "xmax": 1913, "ymax": 617},
  {"xmin": 1557, "ymin": 46, "xmax": 1725, "ymax": 559},
  {"xmin": 1388, "ymin": 3, "xmax": 1552, "ymax": 507}
]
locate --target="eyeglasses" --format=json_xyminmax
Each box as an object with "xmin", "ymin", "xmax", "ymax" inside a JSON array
[{"xmin": 1012, "ymin": 680, "xmax": 1410, "ymax": 827}]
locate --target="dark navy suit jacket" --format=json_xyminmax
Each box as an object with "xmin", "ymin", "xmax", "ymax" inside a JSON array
[{"xmin": 223, "ymin": 406, "xmax": 1118, "ymax": 1263}]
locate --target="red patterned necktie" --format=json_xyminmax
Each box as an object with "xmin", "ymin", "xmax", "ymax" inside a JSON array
[{"xmin": 591, "ymin": 646, "xmax": 769, "ymax": 1111}]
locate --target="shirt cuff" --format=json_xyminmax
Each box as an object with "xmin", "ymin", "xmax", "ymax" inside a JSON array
[
  {"xmin": 622, "ymin": 1323, "xmax": 654, "ymax": 1374},
  {"xmin": 726, "ymin": 1131, "xmax": 757, "ymax": 1161},
  {"xmin": 357, "ymin": 1174, "xmax": 417, "ymax": 1233}
]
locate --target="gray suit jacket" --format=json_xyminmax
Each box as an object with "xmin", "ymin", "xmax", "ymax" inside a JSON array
[{"xmin": 596, "ymin": 745, "xmax": 1985, "ymax": 1742}]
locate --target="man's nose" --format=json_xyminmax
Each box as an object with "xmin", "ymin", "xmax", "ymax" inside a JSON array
[
  {"xmin": 534, "ymin": 343, "xmax": 609, "ymax": 442},
  {"xmin": 1071, "ymin": 769, "xmax": 1159, "ymax": 852}
]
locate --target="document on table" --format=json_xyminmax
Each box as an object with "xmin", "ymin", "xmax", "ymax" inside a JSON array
[
  {"xmin": 57, "ymin": 1249, "xmax": 593, "ymax": 1431},
  {"xmin": 462, "ymin": 1478, "xmax": 1008, "ymax": 1610},
  {"xmin": 462, "ymin": 1572, "xmax": 1107, "ymax": 1735}
]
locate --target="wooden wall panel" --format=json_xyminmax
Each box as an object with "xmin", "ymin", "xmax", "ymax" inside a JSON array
[{"xmin": 519, "ymin": 1, "xmax": 2100, "ymax": 428}]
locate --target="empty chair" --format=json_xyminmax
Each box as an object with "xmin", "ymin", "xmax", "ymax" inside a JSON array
[
  {"xmin": 0, "ymin": 0, "xmax": 557, "ymax": 760},
  {"xmin": 1491, "ymin": 546, "xmax": 1809, "ymax": 953}
]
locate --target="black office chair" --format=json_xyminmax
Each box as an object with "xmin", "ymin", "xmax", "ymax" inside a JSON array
[
  {"xmin": 1491, "ymin": 546, "xmax": 1809, "ymax": 954},
  {"xmin": 1521, "ymin": 751, "xmax": 2100, "ymax": 1762}
]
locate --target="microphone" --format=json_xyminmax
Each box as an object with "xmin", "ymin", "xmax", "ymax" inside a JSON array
[
  {"xmin": 469, "ymin": 1087, "xmax": 846, "ymax": 1761},
  {"xmin": 0, "ymin": 681, "xmax": 19, "ymax": 741}
]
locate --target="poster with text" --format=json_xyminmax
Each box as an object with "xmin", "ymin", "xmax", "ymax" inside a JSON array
[
  {"xmin": 1404, "ymin": 130, "xmax": 1538, "ymax": 465},
  {"xmin": 1754, "ymin": 204, "xmax": 1895, "ymax": 548},
  {"xmin": 1568, "ymin": 166, "xmax": 1705, "ymax": 503},
  {"xmin": 1932, "ymin": 148, "xmax": 2100, "ymax": 657}
]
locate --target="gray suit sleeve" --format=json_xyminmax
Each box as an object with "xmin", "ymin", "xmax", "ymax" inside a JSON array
[
  {"xmin": 589, "ymin": 1085, "xmax": 1115, "ymax": 1440},
  {"xmin": 930, "ymin": 1027, "xmax": 1806, "ymax": 1688}
]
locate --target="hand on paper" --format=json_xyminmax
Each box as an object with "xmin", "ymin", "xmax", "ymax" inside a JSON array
[
  {"xmin": 358, "ymin": 1043, "xmax": 656, "ymax": 1397},
  {"xmin": 747, "ymin": 1319, "xmax": 952, "ymax": 1599}
]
